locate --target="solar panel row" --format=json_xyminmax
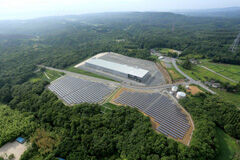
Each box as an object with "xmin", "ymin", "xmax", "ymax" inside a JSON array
[
  {"xmin": 48, "ymin": 76, "xmax": 115, "ymax": 105},
  {"xmin": 114, "ymin": 91, "xmax": 190, "ymax": 140}
]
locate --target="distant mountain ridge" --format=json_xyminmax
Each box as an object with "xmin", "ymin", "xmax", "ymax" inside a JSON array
[{"xmin": 174, "ymin": 7, "xmax": 240, "ymax": 18}]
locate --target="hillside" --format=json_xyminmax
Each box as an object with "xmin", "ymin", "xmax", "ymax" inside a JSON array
[
  {"xmin": 0, "ymin": 12, "xmax": 240, "ymax": 160},
  {"xmin": 175, "ymin": 7, "xmax": 240, "ymax": 18}
]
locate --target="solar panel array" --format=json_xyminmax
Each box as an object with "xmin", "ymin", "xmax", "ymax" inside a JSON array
[
  {"xmin": 114, "ymin": 91, "xmax": 190, "ymax": 140},
  {"xmin": 48, "ymin": 76, "xmax": 115, "ymax": 105}
]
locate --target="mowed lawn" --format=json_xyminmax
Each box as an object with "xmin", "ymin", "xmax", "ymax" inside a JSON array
[
  {"xmin": 216, "ymin": 127, "xmax": 240, "ymax": 160},
  {"xmin": 201, "ymin": 60, "xmax": 240, "ymax": 82}
]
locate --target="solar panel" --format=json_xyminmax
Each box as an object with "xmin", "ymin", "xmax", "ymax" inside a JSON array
[
  {"xmin": 114, "ymin": 91, "xmax": 190, "ymax": 140},
  {"xmin": 48, "ymin": 76, "xmax": 116, "ymax": 105}
]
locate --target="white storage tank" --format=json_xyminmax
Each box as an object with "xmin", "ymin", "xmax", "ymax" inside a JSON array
[
  {"xmin": 158, "ymin": 56, "xmax": 164, "ymax": 60},
  {"xmin": 171, "ymin": 86, "xmax": 178, "ymax": 92},
  {"xmin": 176, "ymin": 92, "xmax": 186, "ymax": 99}
]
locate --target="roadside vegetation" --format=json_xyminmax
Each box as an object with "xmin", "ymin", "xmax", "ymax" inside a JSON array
[
  {"xmin": 177, "ymin": 60, "xmax": 240, "ymax": 108},
  {"xmin": 66, "ymin": 66, "xmax": 118, "ymax": 82},
  {"xmin": 29, "ymin": 68, "xmax": 64, "ymax": 83},
  {"xmin": 166, "ymin": 66, "xmax": 185, "ymax": 82}
]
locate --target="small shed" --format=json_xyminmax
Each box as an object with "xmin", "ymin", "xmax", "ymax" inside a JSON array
[{"xmin": 16, "ymin": 137, "xmax": 25, "ymax": 144}]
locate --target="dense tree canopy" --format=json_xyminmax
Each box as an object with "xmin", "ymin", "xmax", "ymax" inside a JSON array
[{"xmin": 0, "ymin": 12, "xmax": 239, "ymax": 160}]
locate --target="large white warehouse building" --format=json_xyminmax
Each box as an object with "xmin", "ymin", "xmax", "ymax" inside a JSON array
[{"xmin": 85, "ymin": 58, "xmax": 150, "ymax": 82}]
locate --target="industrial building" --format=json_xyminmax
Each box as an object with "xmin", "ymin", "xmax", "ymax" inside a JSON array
[{"xmin": 85, "ymin": 58, "xmax": 151, "ymax": 82}]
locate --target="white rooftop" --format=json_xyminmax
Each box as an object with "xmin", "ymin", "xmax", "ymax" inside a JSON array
[{"xmin": 86, "ymin": 58, "xmax": 149, "ymax": 78}]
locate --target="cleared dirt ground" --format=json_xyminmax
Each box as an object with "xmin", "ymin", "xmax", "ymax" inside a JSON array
[
  {"xmin": 156, "ymin": 62, "xmax": 172, "ymax": 84},
  {"xmin": 0, "ymin": 141, "xmax": 28, "ymax": 160},
  {"xmin": 187, "ymin": 85, "xmax": 203, "ymax": 95}
]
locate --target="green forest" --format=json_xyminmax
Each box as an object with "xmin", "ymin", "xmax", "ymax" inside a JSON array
[{"xmin": 0, "ymin": 12, "xmax": 240, "ymax": 160}]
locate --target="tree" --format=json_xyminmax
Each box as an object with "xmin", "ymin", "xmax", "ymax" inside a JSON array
[{"xmin": 182, "ymin": 58, "xmax": 192, "ymax": 70}]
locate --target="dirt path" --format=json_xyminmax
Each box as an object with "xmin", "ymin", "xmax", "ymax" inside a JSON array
[{"xmin": 44, "ymin": 72, "xmax": 50, "ymax": 80}]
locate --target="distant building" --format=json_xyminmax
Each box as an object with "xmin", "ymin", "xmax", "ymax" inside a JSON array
[
  {"xmin": 204, "ymin": 81, "xmax": 221, "ymax": 88},
  {"xmin": 85, "ymin": 58, "xmax": 150, "ymax": 83},
  {"xmin": 212, "ymin": 83, "xmax": 221, "ymax": 88},
  {"xmin": 189, "ymin": 59, "xmax": 199, "ymax": 65}
]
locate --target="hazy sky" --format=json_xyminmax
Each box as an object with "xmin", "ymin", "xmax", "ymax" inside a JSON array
[{"xmin": 0, "ymin": 0, "xmax": 240, "ymax": 20}]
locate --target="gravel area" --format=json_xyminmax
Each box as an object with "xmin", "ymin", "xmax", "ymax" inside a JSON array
[{"xmin": 77, "ymin": 52, "xmax": 166, "ymax": 87}]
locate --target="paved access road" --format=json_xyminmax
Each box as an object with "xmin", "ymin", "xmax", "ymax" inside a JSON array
[
  {"xmin": 171, "ymin": 59, "xmax": 216, "ymax": 94},
  {"xmin": 38, "ymin": 65, "xmax": 187, "ymax": 92}
]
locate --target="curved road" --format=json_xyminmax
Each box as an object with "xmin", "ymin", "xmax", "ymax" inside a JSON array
[
  {"xmin": 171, "ymin": 59, "xmax": 216, "ymax": 94},
  {"xmin": 39, "ymin": 61, "xmax": 215, "ymax": 94}
]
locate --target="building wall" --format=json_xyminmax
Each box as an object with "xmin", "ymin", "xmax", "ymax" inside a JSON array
[
  {"xmin": 85, "ymin": 62, "xmax": 128, "ymax": 78},
  {"xmin": 85, "ymin": 61, "xmax": 150, "ymax": 83}
]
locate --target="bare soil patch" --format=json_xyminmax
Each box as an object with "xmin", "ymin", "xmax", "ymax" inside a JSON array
[
  {"xmin": 187, "ymin": 85, "xmax": 203, "ymax": 95},
  {"xmin": 0, "ymin": 141, "xmax": 28, "ymax": 160},
  {"xmin": 156, "ymin": 62, "xmax": 172, "ymax": 84}
]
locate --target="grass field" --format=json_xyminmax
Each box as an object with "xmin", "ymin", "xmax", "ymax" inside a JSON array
[
  {"xmin": 66, "ymin": 66, "xmax": 117, "ymax": 82},
  {"xmin": 159, "ymin": 48, "xmax": 179, "ymax": 54},
  {"xmin": 216, "ymin": 127, "xmax": 240, "ymax": 160},
  {"xmin": 213, "ymin": 88, "xmax": 240, "ymax": 109},
  {"xmin": 159, "ymin": 48, "xmax": 172, "ymax": 54},
  {"xmin": 167, "ymin": 66, "xmax": 185, "ymax": 81},
  {"xmin": 201, "ymin": 60, "xmax": 240, "ymax": 82},
  {"xmin": 178, "ymin": 64, "xmax": 235, "ymax": 85},
  {"xmin": 101, "ymin": 103, "xmax": 119, "ymax": 113},
  {"xmin": 177, "ymin": 64, "xmax": 240, "ymax": 106},
  {"xmin": 29, "ymin": 69, "xmax": 64, "ymax": 83}
]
